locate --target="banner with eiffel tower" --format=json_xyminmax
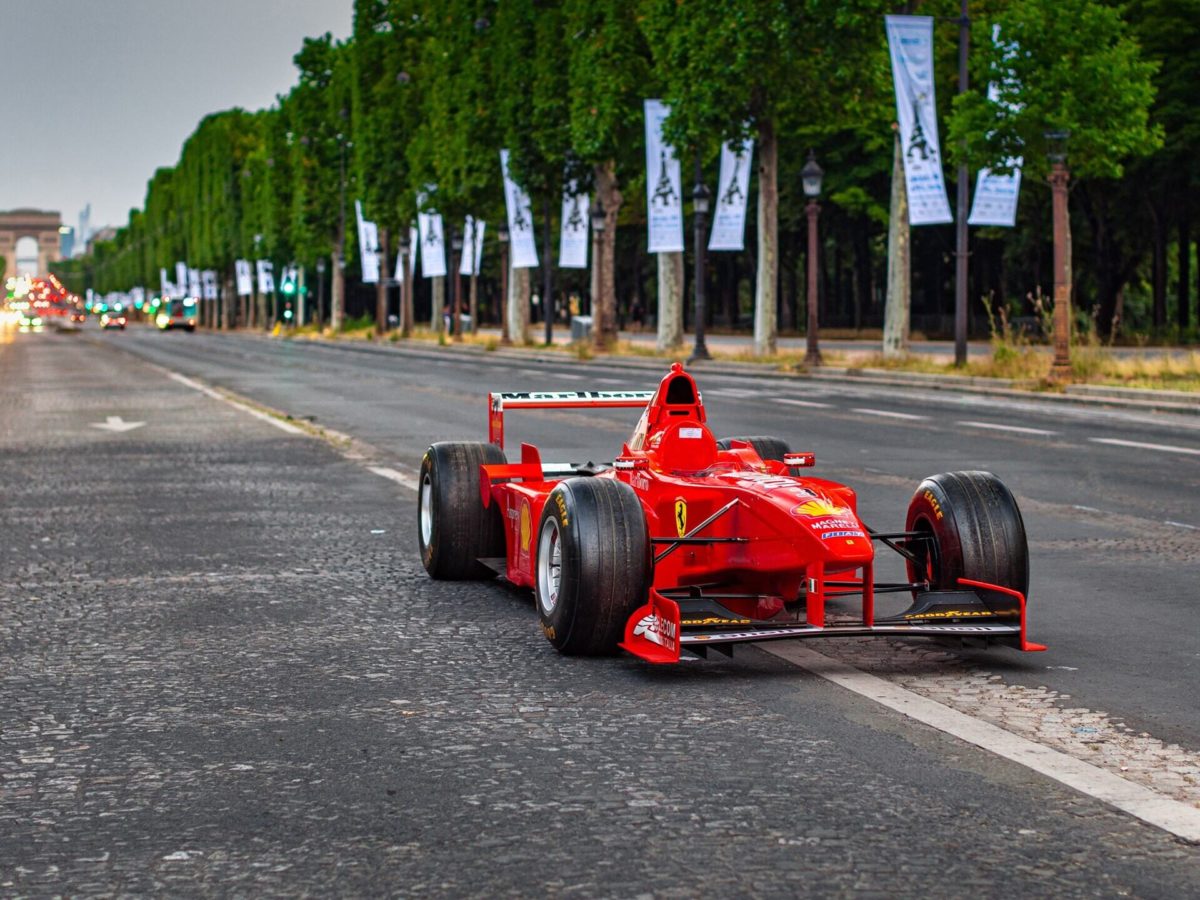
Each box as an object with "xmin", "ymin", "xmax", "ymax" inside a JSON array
[
  {"xmin": 969, "ymin": 25, "xmax": 1023, "ymax": 227},
  {"xmin": 355, "ymin": 200, "xmax": 381, "ymax": 283},
  {"xmin": 459, "ymin": 216, "xmax": 486, "ymax": 277},
  {"xmin": 643, "ymin": 99, "xmax": 685, "ymax": 254},
  {"xmin": 417, "ymin": 210, "xmax": 447, "ymax": 278},
  {"xmin": 500, "ymin": 150, "xmax": 539, "ymax": 269},
  {"xmin": 559, "ymin": 182, "xmax": 589, "ymax": 269},
  {"xmin": 885, "ymin": 15, "xmax": 953, "ymax": 226},
  {"xmin": 709, "ymin": 138, "xmax": 754, "ymax": 251}
]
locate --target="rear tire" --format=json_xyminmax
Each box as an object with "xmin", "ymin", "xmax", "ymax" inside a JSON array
[
  {"xmin": 418, "ymin": 441, "xmax": 506, "ymax": 580},
  {"xmin": 536, "ymin": 478, "xmax": 651, "ymax": 656},
  {"xmin": 905, "ymin": 471, "xmax": 1029, "ymax": 598}
]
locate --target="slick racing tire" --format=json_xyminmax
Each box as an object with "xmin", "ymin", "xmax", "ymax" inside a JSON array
[
  {"xmin": 535, "ymin": 478, "xmax": 651, "ymax": 656},
  {"xmin": 905, "ymin": 471, "xmax": 1029, "ymax": 599},
  {"xmin": 419, "ymin": 441, "xmax": 506, "ymax": 580}
]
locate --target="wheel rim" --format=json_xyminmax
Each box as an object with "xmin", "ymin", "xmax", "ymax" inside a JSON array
[
  {"xmin": 419, "ymin": 473, "xmax": 434, "ymax": 547},
  {"xmin": 537, "ymin": 518, "xmax": 562, "ymax": 616}
]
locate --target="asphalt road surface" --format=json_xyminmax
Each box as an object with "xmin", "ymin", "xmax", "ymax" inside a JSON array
[{"xmin": 2, "ymin": 325, "xmax": 1198, "ymax": 896}]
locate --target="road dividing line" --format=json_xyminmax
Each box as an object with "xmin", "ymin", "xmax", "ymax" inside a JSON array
[
  {"xmin": 775, "ymin": 398, "xmax": 833, "ymax": 410},
  {"xmin": 167, "ymin": 372, "xmax": 305, "ymax": 435},
  {"xmin": 762, "ymin": 643, "xmax": 1200, "ymax": 843},
  {"xmin": 1090, "ymin": 437, "xmax": 1200, "ymax": 456},
  {"xmin": 851, "ymin": 408, "xmax": 927, "ymax": 421},
  {"xmin": 368, "ymin": 466, "xmax": 420, "ymax": 492},
  {"xmin": 959, "ymin": 420, "xmax": 1057, "ymax": 436}
]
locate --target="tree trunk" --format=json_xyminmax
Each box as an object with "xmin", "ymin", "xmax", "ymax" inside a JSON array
[
  {"xmin": 469, "ymin": 273, "xmax": 478, "ymax": 334},
  {"xmin": 376, "ymin": 228, "xmax": 390, "ymax": 336},
  {"xmin": 883, "ymin": 133, "xmax": 911, "ymax": 357},
  {"xmin": 331, "ymin": 252, "xmax": 345, "ymax": 331},
  {"xmin": 508, "ymin": 262, "xmax": 530, "ymax": 343},
  {"xmin": 595, "ymin": 161, "xmax": 622, "ymax": 347},
  {"xmin": 1179, "ymin": 208, "xmax": 1191, "ymax": 332},
  {"xmin": 223, "ymin": 267, "xmax": 236, "ymax": 329},
  {"xmin": 753, "ymin": 119, "xmax": 778, "ymax": 355},
  {"xmin": 432, "ymin": 275, "xmax": 445, "ymax": 333},
  {"xmin": 656, "ymin": 251, "xmax": 684, "ymax": 351}
]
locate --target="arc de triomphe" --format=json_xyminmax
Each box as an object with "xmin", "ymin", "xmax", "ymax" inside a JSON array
[{"xmin": 0, "ymin": 209, "xmax": 63, "ymax": 281}]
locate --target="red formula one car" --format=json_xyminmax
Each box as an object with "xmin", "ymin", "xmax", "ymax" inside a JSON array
[{"xmin": 418, "ymin": 363, "xmax": 1044, "ymax": 663}]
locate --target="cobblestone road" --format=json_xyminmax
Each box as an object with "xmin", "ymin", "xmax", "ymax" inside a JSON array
[{"xmin": 2, "ymin": 332, "xmax": 1198, "ymax": 897}]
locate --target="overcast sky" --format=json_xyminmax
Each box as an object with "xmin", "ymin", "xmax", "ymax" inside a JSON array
[{"xmin": 0, "ymin": 0, "xmax": 352, "ymax": 232}]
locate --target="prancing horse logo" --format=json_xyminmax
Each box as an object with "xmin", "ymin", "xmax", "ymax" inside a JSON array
[{"xmin": 674, "ymin": 499, "xmax": 687, "ymax": 537}]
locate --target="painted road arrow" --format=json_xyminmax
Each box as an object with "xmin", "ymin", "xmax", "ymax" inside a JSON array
[{"xmin": 91, "ymin": 416, "xmax": 146, "ymax": 433}]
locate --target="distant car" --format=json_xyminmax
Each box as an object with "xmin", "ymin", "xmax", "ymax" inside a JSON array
[
  {"xmin": 70, "ymin": 310, "xmax": 86, "ymax": 324},
  {"xmin": 156, "ymin": 298, "xmax": 197, "ymax": 332},
  {"xmin": 18, "ymin": 311, "xmax": 44, "ymax": 332},
  {"xmin": 100, "ymin": 311, "xmax": 127, "ymax": 330},
  {"xmin": 419, "ymin": 363, "xmax": 1044, "ymax": 664}
]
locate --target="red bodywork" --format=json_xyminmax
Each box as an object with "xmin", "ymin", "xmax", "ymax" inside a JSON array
[{"xmin": 479, "ymin": 363, "xmax": 1043, "ymax": 664}]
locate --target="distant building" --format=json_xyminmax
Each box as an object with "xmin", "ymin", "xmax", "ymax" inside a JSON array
[
  {"xmin": 0, "ymin": 209, "xmax": 63, "ymax": 281},
  {"xmin": 59, "ymin": 226, "xmax": 75, "ymax": 260},
  {"xmin": 86, "ymin": 226, "xmax": 118, "ymax": 256}
]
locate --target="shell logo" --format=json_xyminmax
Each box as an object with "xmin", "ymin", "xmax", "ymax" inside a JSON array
[
  {"xmin": 793, "ymin": 498, "xmax": 850, "ymax": 518},
  {"xmin": 519, "ymin": 502, "xmax": 532, "ymax": 551}
]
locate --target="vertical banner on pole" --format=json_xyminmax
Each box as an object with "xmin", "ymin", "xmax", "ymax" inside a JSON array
[
  {"xmin": 471, "ymin": 219, "xmax": 485, "ymax": 275},
  {"xmin": 235, "ymin": 260, "xmax": 253, "ymax": 296},
  {"xmin": 644, "ymin": 100, "xmax": 685, "ymax": 253},
  {"xmin": 201, "ymin": 270, "xmax": 218, "ymax": 300},
  {"xmin": 885, "ymin": 15, "xmax": 953, "ymax": 225},
  {"xmin": 709, "ymin": 138, "xmax": 754, "ymax": 251},
  {"xmin": 558, "ymin": 184, "xmax": 589, "ymax": 269},
  {"xmin": 500, "ymin": 150, "xmax": 539, "ymax": 269},
  {"xmin": 969, "ymin": 25, "xmax": 1023, "ymax": 227},
  {"xmin": 159, "ymin": 268, "xmax": 171, "ymax": 298},
  {"xmin": 256, "ymin": 260, "xmax": 275, "ymax": 294},
  {"xmin": 418, "ymin": 212, "xmax": 447, "ymax": 278},
  {"xmin": 409, "ymin": 225, "xmax": 420, "ymax": 278},
  {"xmin": 459, "ymin": 217, "xmax": 486, "ymax": 276},
  {"xmin": 175, "ymin": 262, "xmax": 189, "ymax": 298},
  {"xmin": 187, "ymin": 268, "xmax": 202, "ymax": 299},
  {"xmin": 356, "ymin": 200, "xmax": 381, "ymax": 282}
]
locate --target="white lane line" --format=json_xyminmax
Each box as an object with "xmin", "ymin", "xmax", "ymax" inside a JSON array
[
  {"xmin": 959, "ymin": 420, "xmax": 1057, "ymax": 436},
  {"xmin": 368, "ymin": 466, "xmax": 420, "ymax": 492},
  {"xmin": 168, "ymin": 372, "xmax": 304, "ymax": 435},
  {"xmin": 1090, "ymin": 437, "xmax": 1200, "ymax": 456},
  {"xmin": 851, "ymin": 408, "xmax": 927, "ymax": 421},
  {"xmin": 762, "ymin": 643, "xmax": 1200, "ymax": 843},
  {"xmin": 1073, "ymin": 505, "xmax": 1100, "ymax": 513},
  {"xmin": 1166, "ymin": 520, "xmax": 1198, "ymax": 530},
  {"xmin": 775, "ymin": 398, "xmax": 833, "ymax": 410}
]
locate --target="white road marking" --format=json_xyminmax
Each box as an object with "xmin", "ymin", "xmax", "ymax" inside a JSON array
[
  {"xmin": 775, "ymin": 398, "xmax": 833, "ymax": 410},
  {"xmin": 90, "ymin": 415, "xmax": 145, "ymax": 433},
  {"xmin": 1166, "ymin": 520, "xmax": 1198, "ymax": 530},
  {"xmin": 958, "ymin": 420, "xmax": 1057, "ymax": 436},
  {"xmin": 762, "ymin": 643, "xmax": 1200, "ymax": 843},
  {"xmin": 368, "ymin": 466, "xmax": 420, "ymax": 492},
  {"xmin": 851, "ymin": 408, "xmax": 927, "ymax": 421},
  {"xmin": 1073, "ymin": 505, "xmax": 1100, "ymax": 513},
  {"xmin": 1090, "ymin": 437, "xmax": 1200, "ymax": 456},
  {"xmin": 707, "ymin": 388, "xmax": 759, "ymax": 398},
  {"xmin": 168, "ymin": 372, "xmax": 304, "ymax": 435}
]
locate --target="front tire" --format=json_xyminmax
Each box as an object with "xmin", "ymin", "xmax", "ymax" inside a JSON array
[
  {"xmin": 905, "ymin": 471, "xmax": 1029, "ymax": 598},
  {"xmin": 536, "ymin": 478, "xmax": 651, "ymax": 655},
  {"xmin": 418, "ymin": 442, "xmax": 506, "ymax": 580}
]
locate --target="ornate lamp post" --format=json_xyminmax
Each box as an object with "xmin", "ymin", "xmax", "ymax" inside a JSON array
[
  {"xmin": 802, "ymin": 150, "xmax": 824, "ymax": 367},
  {"xmin": 451, "ymin": 229, "xmax": 464, "ymax": 341},
  {"xmin": 498, "ymin": 225, "xmax": 511, "ymax": 345},
  {"xmin": 689, "ymin": 160, "xmax": 712, "ymax": 363},
  {"xmin": 1046, "ymin": 129, "xmax": 1072, "ymax": 379},
  {"xmin": 590, "ymin": 198, "xmax": 606, "ymax": 351},
  {"xmin": 315, "ymin": 256, "xmax": 326, "ymax": 330}
]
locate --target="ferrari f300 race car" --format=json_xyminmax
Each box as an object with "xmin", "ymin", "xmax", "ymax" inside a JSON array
[{"xmin": 418, "ymin": 363, "xmax": 1044, "ymax": 663}]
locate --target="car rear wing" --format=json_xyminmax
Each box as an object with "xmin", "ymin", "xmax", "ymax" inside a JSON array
[{"xmin": 488, "ymin": 390, "xmax": 654, "ymax": 451}]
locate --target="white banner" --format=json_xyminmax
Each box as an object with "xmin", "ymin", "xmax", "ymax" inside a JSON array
[
  {"xmin": 500, "ymin": 149, "xmax": 539, "ymax": 269},
  {"xmin": 200, "ymin": 270, "xmax": 218, "ymax": 300},
  {"xmin": 159, "ymin": 268, "xmax": 170, "ymax": 298},
  {"xmin": 886, "ymin": 16, "xmax": 953, "ymax": 225},
  {"xmin": 256, "ymin": 259, "xmax": 275, "ymax": 294},
  {"xmin": 174, "ymin": 262, "xmax": 188, "ymax": 298},
  {"xmin": 709, "ymin": 138, "xmax": 754, "ymax": 251},
  {"xmin": 418, "ymin": 211, "xmax": 447, "ymax": 278},
  {"xmin": 187, "ymin": 268, "xmax": 202, "ymax": 299},
  {"xmin": 969, "ymin": 26, "xmax": 1023, "ymax": 227},
  {"xmin": 131, "ymin": 286, "xmax": 145, "ymax": 308},
  {"xmin": 235, "ymin": 260, "xmax": 253, "ymax": 296},
  {"xmin": 459, "ymin": 217, "xmax": 487, "ymax": 276},
  {"xmin": 644, "ymin": 99, "xmax": 685, "ymax": 253},
  {"xmin": 558, "ymin": 186, "xmax": 589, "ymax": 269},
  {"xmin": 356, "ymin": 200, "xmax": 381, "ymax": 283},
  {"xmin": 409, "ymin": 225, "xmax": 419, "ymax": 278}
]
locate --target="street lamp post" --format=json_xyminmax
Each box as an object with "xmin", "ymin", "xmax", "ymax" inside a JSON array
[
  {"xmin": 499, "ymin": 225, "xmax": 511, "ymax": 345},
  {"xmin": 802, "ymin": 150, "xmax": 824, "ymax": 368},
  {"xmin": 451, "ymin": 230, "xmax": 464, "ymax": 341},
  {"xmin": 399, "ymin": 231, "xmax": 413, "ymax": 338},
  {"xmin": 315, "ymin": 256, "xmax": 326, "ymax": 330},
  {"xmin": 689, "ymin": 159, "xmax": 711, "ymax": 363},
  {"xmin": 590, "ymin": 198, "xmax": 606, "ymax": 352},
  {"xmin": 332, "ymin": 133, "xmax": 350, "ymax": 332},
  {"xmin": 1046, "ymin": 129, "xmax": 1072, "ymax": 379}
]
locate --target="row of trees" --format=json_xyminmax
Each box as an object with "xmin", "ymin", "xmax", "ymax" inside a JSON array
[{"xmin": 63, "ymin": 0, "xmax": 1197, "ymax": 351}]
